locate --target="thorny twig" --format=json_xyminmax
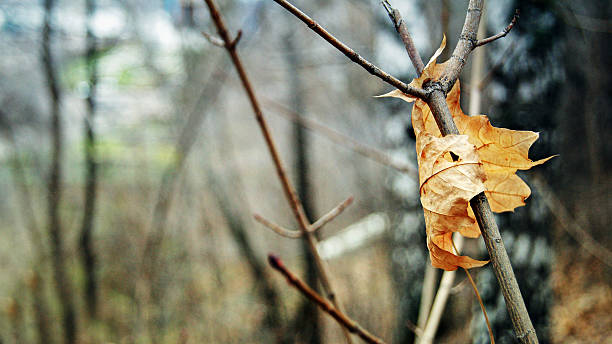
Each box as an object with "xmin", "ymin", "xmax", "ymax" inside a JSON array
[
  {"xmin": 268, "ymin": 255, "xmax": 387, "ymax": 344},
  {"xmin": 475, "ymin": 10, "xmax": 519, "ymax": 47},
  {"xmin": 203, "ymin": 0, "xmax": 354, "ymax": 342}
]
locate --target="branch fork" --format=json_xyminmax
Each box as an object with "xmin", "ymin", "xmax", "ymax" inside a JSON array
[{"xmin": 254, "ymin": 196, "xmax": 354, "ymax": 239}]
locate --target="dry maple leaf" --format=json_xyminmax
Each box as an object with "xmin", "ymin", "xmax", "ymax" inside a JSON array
[{"xmin": 377, "ymin": 37, "xmax": 553, "ymax": 270}]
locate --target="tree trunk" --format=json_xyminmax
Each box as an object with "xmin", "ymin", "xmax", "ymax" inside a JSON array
[
  {"xmin": 80, "ymin": 0, "xmax": 99, "ymax": 319},
  {"xmin": 42, "ymin": 1, "xmax": 77, "ymax": 342},
  {"xmin": 284, "ymin": 32, "xmax": 322, "ymax": 344}
]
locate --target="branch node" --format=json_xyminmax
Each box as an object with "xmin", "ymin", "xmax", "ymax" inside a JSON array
[{"xmin": 228, "ymin": 29, "xmax": 243, "ymax": 49}]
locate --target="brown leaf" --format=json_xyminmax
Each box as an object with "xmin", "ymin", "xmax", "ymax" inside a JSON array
[
  {"xmin": 377, "ymin": 37, "xmax": 553, "ymax": 270},
  {"xmin": 417, "ymin": 133, "xmax": 488, "ymax": 270}
]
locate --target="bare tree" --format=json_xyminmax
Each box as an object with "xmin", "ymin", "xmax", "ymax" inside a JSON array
[{"xmin": 42, "ymin": 0, "xmax": 77, "ymax": 342}]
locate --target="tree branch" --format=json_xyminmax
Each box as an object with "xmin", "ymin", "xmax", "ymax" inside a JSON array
[
  {"xmin": 423, "ymin": 3, "xmax": 538, "ymax": 343},
  {"xmin": 204, "ymin": 1, "xmax": 353, "ymax": 342},
  {"xmin": 376, "ymin": 1, "xmax": 537, "ymax": 342},
  {"xmin": 271, "ymin": 0, "xmax": 537, "ymax": 342},
  {"xmin": 311, "ymin": 196, "xmax": 354, "ymax": 232},
  {"xmin": 271, "ymin": 0, "xmax": 427, "ymax": 99},
  {"xmin": 268, "ymin": 255, "xmax": 387, "ymax": 344},
  {"xmin": 475, "ymin": 10, "xmax": 519, "ymax": 47},
  {"xmin": 381, "ymin": 0, "xmax": 425, "ymax": 75},
  {"xmin": 254, "ymin": 214, "xmax": 302, "ymax": 239},
  {"xmin": 437, "ymin": 0, "xmax": 484, "ymax": 93}
]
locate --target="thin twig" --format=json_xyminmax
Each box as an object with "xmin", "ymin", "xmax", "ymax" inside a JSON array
[
  {"xmin": 381, "ymin": 0, "xmax": 425, "ymax": 75},
  {"xmin": 475, "ymin": 10, "xmax": 519, "ymax": 47},
  {"xmin": 311, "ymin": 196, "xmax": 354, "ymax": 231},
  {"xmin": 464, "ymin": 269, "xmax": 495, "ymax": 344},
  {"xmin": 263, "ymin": 99, "xmax": 417, "ymax": 176},
  {"xmin": 268, "ymin": 255, "xmax": 387, "ymax": 344},
  {"xmin": 204, "ymin": 1, "xmax": 353, "ymax": 342},
  {"xmin": 254, "ymin": 214, "xmax": 302, "ymax": 239},
  {"xmin": 271, "ymin": 0, "xmax": 427, "ymax": 99}
]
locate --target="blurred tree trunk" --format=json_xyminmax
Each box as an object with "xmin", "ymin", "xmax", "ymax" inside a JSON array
[
  {"xmin": 140, "ymin": 62, "xmax": 228, "ymax": 342},
  {"xmin": 207, "ymin": 171, "xmax": 287, "ymax": 342},
  {"xmin": 551, "ymin": 2, "xmax": 612, "ymax": 340},
  {"xmin": 41, "ymin": 1, "xmax": 77, "ymax": 343},
  {"xmin": 7, "ymin": 297, "xmax": 24, "ymax": 344},
  {"xmin": 208, "ymin": 96, "xmax": 287, "ymax": 342},
  {"xmin": 284, "ymin": 33, "xmax": 322, "ymax": 344},
  {"xmin": 0, "ymin": 112, "xmax": 53, "ymax": 344},
  {"xmin": 27, "ymin": 271, "xmax": 52, "ymax": 344},
  {"xmin": 79, "ymin": 0, "xmax": 99, "ymax": 319}
]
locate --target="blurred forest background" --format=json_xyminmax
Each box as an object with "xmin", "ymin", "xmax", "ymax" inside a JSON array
[{"xmin": 0, "ymin": 0, "xmax": 611, "ymax": 343}]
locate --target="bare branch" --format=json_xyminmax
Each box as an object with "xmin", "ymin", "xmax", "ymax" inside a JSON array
[
  {"xmin": 268, "ymin": 255, "xmax": 387, "ymax": 344},
  {"xmin": 310, "ymin": 196, "xmax": 354, "ymax": 232},
  {"xmin": 383, "ymin": 1, "xmax": 537, "ymax": 341},
  {"xmin": 475, "ymin": 10, "xmax": 519, "ymax": 47},
  {"xmin": 437, "ymin": 0, "xmax": 485, "ymax": 93},
  {"xmin": 204, "ymin": 1, "xmax": 354, "ymax": 341},
  {"xmin": 271, "ymin": 0, "xmax": 427, "ymax": 99},
  {"xmin": 263, "ymin": 99, "xmax": 417, "ymax": 176},
  {"xmin": 381, "ymin": 0, "xmax": 425, "ymax": 75},
  {"xmin": 253, "ymin": 214, "xmax": 302, "ymax": 239}
]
